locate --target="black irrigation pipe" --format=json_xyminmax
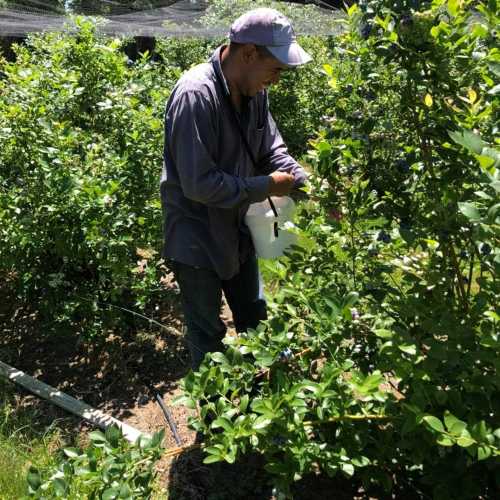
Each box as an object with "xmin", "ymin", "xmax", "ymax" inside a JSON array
[{"xmin": 153, "ymin": 388, "xmax": 183, "ymax": 447}]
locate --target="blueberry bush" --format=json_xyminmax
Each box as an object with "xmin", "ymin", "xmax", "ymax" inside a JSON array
[
  {"xmin": 0, "ymin": 15, "xmax": 337, "ymax": 338},
  {"xmin": 27, "ymin": 425, "xmax": 164, "ymax": 499},
  {"xmin": 0, "ymin": 18, "xmax": 176, "ymax": 336},
  {"xmin": 177, "ymin": 1, "xmax": 499, "ymax": 497}
]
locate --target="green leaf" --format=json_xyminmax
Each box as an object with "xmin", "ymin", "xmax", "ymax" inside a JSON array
[
  {"xmin": 458, "ymin": 202, "xmax": 481, "ymax": 221},
  {"xmin": 119, "ymin": 483, "xmax": 132, "ymax": 498},
  {"xmin": 398, "ymin": 344, "xmax": 417, "ymax": 355},
  {"xmin": 53, "ymin": 478, "xmax": 68, "ymax": 496},
  {"xmin": 172, "ymin": 394, "xmax": 197, "ymax": 410},
  {"xmin": 448, "ymin": 129, "xmax": 486, "ymax": 154},
  {"xmin": 445, "ymin": 415, "xmax": 467, "ymax": 437},
  {"xmin": 89, "ymin": 430, "xmax": 107, "ymax": 443},
  {"xmin": 203, "ymin": 452, "xmax": 223, "ymax": 464},
  {"xmin": 374, "ymin": 329, "xmax": 393, "ymax": 339},
  {"xmin": 27, "ymin": 466, "xmax": 42, "ymax": 491},
  {"xmin": 63, "ymin": 447, "xmax": 80, "ymax": 458},
  {"xmin": 254, "ymin": 416, "xmax": 272, "ymax": 430},
  {"xmin": 151, "ymin": 429, "xmax": 165, "ymax": 448},
  {"xmin": 423, "ymin": 415, "xmax": 445, "ymax": 433},
  {"xmin": 447, "ymin": 0, "xmax": 460, "ymax": 16},
  {"xmin": 105, "ymin": 425, "xmax": 122, "ymax": 447},
  {"xmin": 102, "ymin": 487, "xmax": 120, "ymax": 500},
  {"xmin": 341, "ymin": 462, "xmax": 355, "ymax": 476},
  {"xmin": 342, "ymin": 291, "xmax": 359, "ymax": 309},
  {"xmin": 210, "ymin": 352, "xmax": 227, "ymax": 364},
  {"xmin": 239, "ymin": 394, "xmax": 249, "ymax": 413},
  {"xmin": 478, "ymin": 445, "xmax": 492, "ymax": 460},
  {"xmin": 322, "ymin": 64, "xmax": 333, "ymax": 77},
  {"xmin": 437, "ymin": 435, "xmax": 454, "ymax": 446},
  {"xmin": 457, "ymin": 436, "xmax": 475, "ymax": 447},
  {"xmin": 347, "ymin": 3, "xmax": 358, "ymax": 16},
  {"xmin": 475, "ymin": 154, "xmax": 495, "ymax": 169},
  {"xmin": 212, "ymin": 417, "xmax": 233, "ymax": 432}
]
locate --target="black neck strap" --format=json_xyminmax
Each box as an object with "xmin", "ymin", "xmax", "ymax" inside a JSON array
[{"xmin": 213, "ymin": 63, "xmax": 280, "ymax": 236}]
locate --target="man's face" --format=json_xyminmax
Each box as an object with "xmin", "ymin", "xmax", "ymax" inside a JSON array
[{"xmin": 240, "ymin": 45, "xmax": 288, "ymax": 97}]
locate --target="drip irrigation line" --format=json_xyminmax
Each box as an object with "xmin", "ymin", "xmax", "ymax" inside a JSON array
[
  {"xmin": 74, "ymin": 294, "xmax": 207, "ymax": 358},
  {"xmin": 153, "ymin": 389, "xmax": 183, "ymax": 446}
]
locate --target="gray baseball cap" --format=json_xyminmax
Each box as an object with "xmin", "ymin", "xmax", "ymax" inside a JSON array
[{"xmin": 229, "ymin": 8, "xmax": 312, "ymax": 67}]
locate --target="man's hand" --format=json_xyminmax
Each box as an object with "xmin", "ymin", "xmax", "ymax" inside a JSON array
[{"xmin": 268, "ymin": 171, "xmax": 295, "ymax": 197}]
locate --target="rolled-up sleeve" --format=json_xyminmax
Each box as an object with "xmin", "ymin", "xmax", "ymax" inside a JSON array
[
  {"xmin": 167, "ymin": 90, "xmax": 271, "ymax": 208},
  {"xmin": 257, "ymin": 94, "xmax": 307, "ymax": 188}
]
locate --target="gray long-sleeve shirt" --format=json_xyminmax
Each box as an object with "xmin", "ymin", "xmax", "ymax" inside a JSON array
[{"xmin": 160, "ymin": 46, "xmax": 306, "ymax": 280}]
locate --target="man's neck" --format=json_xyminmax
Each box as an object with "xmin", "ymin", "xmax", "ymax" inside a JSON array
[{"xmin": 220, "ymin": 46, "xmax": 243, "ymax": 111}]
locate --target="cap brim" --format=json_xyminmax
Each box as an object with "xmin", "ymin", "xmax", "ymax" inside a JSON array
[{"xmin": 266, "ymin": 41, "xmax": 312, "ymax": 67}]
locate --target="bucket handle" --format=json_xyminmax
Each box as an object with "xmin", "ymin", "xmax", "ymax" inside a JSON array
[{"xmin": 268, "ymin": 197, "xmax": 279, "ymax": 238}]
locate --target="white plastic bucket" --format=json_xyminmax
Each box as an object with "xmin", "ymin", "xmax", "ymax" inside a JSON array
[{"xmin": 245, "ymin": 196, "xmax": 297, "ymax": 259}]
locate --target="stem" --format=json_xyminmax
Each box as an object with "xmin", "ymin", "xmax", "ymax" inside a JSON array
[
  {"xmin": 304, "ymin": 414, "xmax": 393, "ymax": 426},
  {"xmin": 163, "ymin": 443, "xmax": 201, "ymax": 458},
  {"xmin": 350, "ymin": 219, "xmax": 357, "ymax": 288},
  {"xmin": 448, "ymin": 244, "xmax": 468, "ymax": 312},
  {"xmin": 466, "ymin": 252, "xmax": 474, "ymax": 300}
]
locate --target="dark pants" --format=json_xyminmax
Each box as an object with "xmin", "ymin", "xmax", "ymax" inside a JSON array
[{"xmin": 172, "ymin": 255, "xmax": 267, "ymax": 370}]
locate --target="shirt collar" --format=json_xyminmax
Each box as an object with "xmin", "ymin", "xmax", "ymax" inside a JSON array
[
  {"xmin": 210, "ymin": 45, "xmax": 256, "ymax": 111},
  {"xmin": 211, "ymin": 45, "xmax": 231, "ymax": 96}
]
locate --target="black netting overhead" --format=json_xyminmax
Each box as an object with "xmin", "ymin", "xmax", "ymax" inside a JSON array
[{"xmin": 0, "ymin": 0, "xmax": 345, "ymax": 37}]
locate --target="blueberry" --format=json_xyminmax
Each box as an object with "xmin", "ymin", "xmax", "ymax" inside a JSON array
[
  {"xmin": 400, "ymin": 220, "xmax": 412, "ymax": 231},
  {"xmin": 459, "ymin": 250, "xmax": 468, "ymax": 259},
  {"xmin": 481, "ymin": 243, "xmax": 492, "ymax": 255},
  {"xmin": 365, "ymin": 90, "xmax": 376, "ymax": 101},
  {"xmin": 360, "ymin": 23, "xmax": 372, "ymax": 39},
  {"xmin": 279, "ymin": 348, "xmax": 293, "ymax": 363},
  {"xmin": 377, "ymin": 230, "xmax": 391, "ymax": 243},
  {"xmin": 351, "ymin": 308, "xmax": 360, "ymax": 321},
  {"xmin": 400, "ymin": 14, "xmax": 414, "ymax": 28},
  {"xmin": 272, "ymin": 436, "xmax": 287, "ymax": 446},
  {"xmin": 345, "ymin": 84, "xmax": 353, "ymax": 93},
  {"xmin": 395, "ymin": 159, "xmax": 410, "ymax": 173},
  {"xmin": 439, "ymin": 230, "xmax": 451, "ymax": 242}
]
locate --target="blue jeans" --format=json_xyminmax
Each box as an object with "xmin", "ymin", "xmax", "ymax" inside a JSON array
[{"xmin": 172, "ymin": 255, "xmax": 267, "ymax": 370}]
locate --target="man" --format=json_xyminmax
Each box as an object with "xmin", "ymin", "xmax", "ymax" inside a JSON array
[{"xmin": 160, "ymin": 8, "xmax": 311, "ymax": 370}]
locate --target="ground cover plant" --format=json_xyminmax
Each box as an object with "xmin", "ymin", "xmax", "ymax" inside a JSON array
[
  {"xmin": 0, "ymin": 379, "xmax": 62, "ymax": 498},
  {"xmin": 177, "ymin": 1, "xmax": 500, "ymax": 498}
]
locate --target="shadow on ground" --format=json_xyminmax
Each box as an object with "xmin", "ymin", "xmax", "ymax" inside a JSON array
[
  {"xmin": 166, "ymin": 446, "xmax": 424, "ymax": 500},
  {"xmin": 0, "ymin": 282, "xmax": 190, "ymax": 424}
]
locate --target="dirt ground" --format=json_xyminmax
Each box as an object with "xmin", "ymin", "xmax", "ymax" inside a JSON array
[{"xmin": 0, "ymin": 277, "xmax": 421, "ymax": 500}]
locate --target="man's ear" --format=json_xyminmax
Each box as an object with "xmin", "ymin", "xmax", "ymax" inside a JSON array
[{"xmin": 240, "ymin": 44, "xmax": 258, "ymax": 64}]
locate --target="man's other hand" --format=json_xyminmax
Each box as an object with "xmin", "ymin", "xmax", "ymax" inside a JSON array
[{"xmin": 268, "ymin": 172, "xmax": 294, "ymax": 196}]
